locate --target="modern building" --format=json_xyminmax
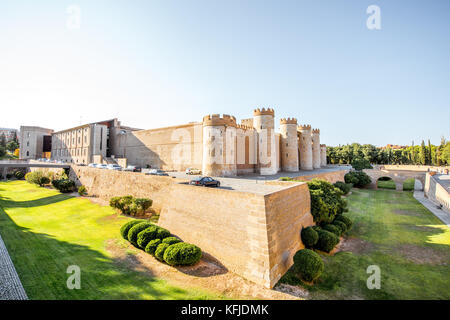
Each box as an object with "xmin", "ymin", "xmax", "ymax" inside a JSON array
[
  {"xmin": 19, "ymin": 126, "xmax": 54, "ymax": 159},
  {"xmin": 0, "ymin": 128, "xmax": 19, "ymax": 141}
]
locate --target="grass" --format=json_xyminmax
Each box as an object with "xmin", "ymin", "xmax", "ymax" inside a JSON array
[
  {"xmin": 0, "ymin": 181, "xmax": 224, "ymax": 300},
  {"xmin": 377, "ymin": 179, "xmax": 396, "ymax": 190},
  {"xmin": 279, "ymin": 188, "xmax": 450, "ymax": 299},
  {"xmin": 403, "ymin": 178, "xmax": 415, "ymax": 191}
]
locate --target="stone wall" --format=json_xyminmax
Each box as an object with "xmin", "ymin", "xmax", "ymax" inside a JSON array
[
  {"xmin": 158, "ymin": 181, "xmax": 313, "ymax": 288},
  {"xmin": 377, "ymin": 165, "xmax": 450, "ymax": 173},
  {"xmin": 68, "ymin": 166, "xmax": 177, "ymax": 211},
  {"xmin": 424, "ymin": 173, "xmax": 450, "ymax": 211},
  {"xmin": 292, "ymin": 169, "xmax": 348, "ymax": 184}
]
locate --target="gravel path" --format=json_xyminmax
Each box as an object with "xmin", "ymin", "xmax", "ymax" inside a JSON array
[{"xmin": 0, "ymin": 234, "xmax": 28, "ymax": 300}]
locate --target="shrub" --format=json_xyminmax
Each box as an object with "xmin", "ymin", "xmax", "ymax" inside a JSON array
[
  {"xmin": 52, "ymin": 179, "xmax": 75, "ymax": 193},
  {"xmin": 332, "ymin": 220, "xmax": 347, "ymax": 234},
  {"xmin": 344, "ymin": 171, "xmax": 371, "ymax": 188},
  {"xmin": 14, "ymin": 170, "xmax": 25, "ymax": 180},
  {"xmin": 136, "ymin": 225, "xmax": 160, "ymax": 249},
  {"xmin": 322, "ymin": 224, "xmax": 341, "ymax": 237},
  {"xmin": 334, "ymin": 215, "xmax": 353, "ymax": 231},
  {"xmin": 163, "ymin": 242, "xmax": 202, "ymax": 266},
  {"xmin": 145, "ymin": 239, "xmax": 162, "ymax": 255},
  {"xmin": 307, "ymin": 179, "xmax": 348, "ymax": 224},
  {"xmin": 134, "ymin": 198, "xmax": 153, "ymax": 214},
  {"xmin": 25, "ymin": 171, "xmax": 50, "ymax": 186},
  {"xmin": 315, "ymin": 229, "xmax": 339, "ymax": 253},
  {"xmin": 162, "ymin": 237, "xmax": 182, "ymax": 245},
  {"xmin": 312, "ymin": 225, "xmax": 322, "ymax": 232},
  {"xmin": 333, "ymin": 181, "xmax": 352, "ymax": 195},
  {"xmin": 116, "ymin": 196, "xmax": 135, "ymax": 215},
  {"xmin": 78, "ymin": 185, "xmax": 87, "ymax": 196},
  {"xmin": 109, "ymin": 196, "xmax": 121, "ymax": 208},
  {"xmin": 156, "ymin": 227, "xmax": 171, "ymax": 239},
  {"xmin": 351, "ymin": 158, "xmax": 373, "ymax": 171},
  {"xmin": 301, "ymin": 227, "xmax": 319, "ymax": 248},
  {"xmin": 6, "ymin": 173, "xmax": 12, "ymax": 179},
  {"xmin": 120, "ymin": 220, "xmax": 143, "ymax": 239},
  {"xmin": 128, "ymin": 222, "xmax": 152, "ymax": 246},
  {"xmin": 155, "ymin": 243, "xmax": 170, "ymax": 261},
  {"xmin": 293, "ymin": 249, "xmax": 324, "ymax": 282}
]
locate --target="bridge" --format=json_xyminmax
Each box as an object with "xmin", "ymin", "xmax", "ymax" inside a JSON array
[
  {"xmin": 0, "ymin": 160, "xmax": 70, "ymax": 180},
  {"xmin": 363, "ymin": 168, "xmax": 426, "ymax": 191}
]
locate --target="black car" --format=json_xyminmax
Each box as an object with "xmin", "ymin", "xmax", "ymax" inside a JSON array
[{"xmin": 189, "ymin": 177, "xmax": 220, "ymax": 187}]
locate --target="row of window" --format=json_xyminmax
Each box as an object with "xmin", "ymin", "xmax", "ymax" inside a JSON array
[
  {"xmin": 53, "ymin": 128, "xmax": 89, "ymax": 148},
  {"xmin": 53, "ymin": 148, "xmax": 88, "ymax": 157}
]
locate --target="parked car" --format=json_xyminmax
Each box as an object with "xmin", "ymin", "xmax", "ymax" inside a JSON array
[
  {"xmin": 189, "ymin": 176, "xmax": 220, "ymax": 187},
  {"xmin": 146, "ymin": 169, "xmax": 169, "ymax": 176},
  {"xmin": 185, "ymin": 168, "xmax": 202, "ymax": 175},
  {"xmin": 96, "ymin": 164, "xmax": 108, "ymax": 169},
  {"xmin": 123, "ymin": 165, "xmax": 141, "ymax": 172},
  {"xmin": 106, "ymin": 164, "xmax": 122, "ymax": 171},
  {"xmin": 88, "ymin": 163, "xmax": 97, "ymax": 168}
]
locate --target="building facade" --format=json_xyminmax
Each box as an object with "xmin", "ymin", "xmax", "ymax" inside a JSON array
[{"xmin": 19, "ymin": 126, "xmax": 53, "ymax": 159}]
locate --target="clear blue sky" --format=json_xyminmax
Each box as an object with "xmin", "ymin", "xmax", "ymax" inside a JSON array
[{"xmin": 1, "ymin": 0, "xmax": 449, "ymax": 146}]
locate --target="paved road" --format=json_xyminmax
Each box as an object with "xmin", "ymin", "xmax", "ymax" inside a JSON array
[{"xmin": 0, "ymin": 234, "xmax": 28, "ymax": 300}]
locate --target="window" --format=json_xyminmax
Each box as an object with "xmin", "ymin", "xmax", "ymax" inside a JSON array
[
  {"xmin": 286, "ymin": 143, "xmax": 288, "ymax": 147},
  {"xmin": 26, "ymin": 151, "xmax": 29, "ymax": 156},
  {"xmin": 26, "ymin": 141, "xmax": 29, "ymax": 147}
]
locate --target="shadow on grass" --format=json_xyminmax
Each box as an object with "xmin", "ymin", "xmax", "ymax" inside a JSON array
[
  {"xmin": 0, "ymin": 203, "xmax": 210, "ymax": 300},
  {"xmin": 0, "ymin": 194, "xmax": 72, "ymax": 208}
]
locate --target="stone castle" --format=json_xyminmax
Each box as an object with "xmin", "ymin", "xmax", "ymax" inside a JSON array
[{"xmin": 20, "ymin": 108, "xmax": 327, "ymax": 176}]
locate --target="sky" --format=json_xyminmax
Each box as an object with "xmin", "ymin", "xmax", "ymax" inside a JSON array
[{"xmin": 0, "ymin": 0, "xmax": 449, "ymax": 147}]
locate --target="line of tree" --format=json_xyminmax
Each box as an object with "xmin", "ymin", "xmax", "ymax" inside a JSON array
[{"xmin": 327, "ymin": 137, "xmax": 450, "ymax": 166}]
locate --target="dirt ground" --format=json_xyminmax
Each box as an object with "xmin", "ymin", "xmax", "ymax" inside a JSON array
[
  {"xmin": 106, "ymin": 239, "xmax": 301, "ymax": 300},
  {"xmin": 396, "ymin": 244, "xmax": 448, "ymax": 265}
]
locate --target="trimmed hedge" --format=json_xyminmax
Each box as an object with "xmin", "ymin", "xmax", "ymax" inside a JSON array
[
  {"xmin": 52, "ymin": 179, "xmax": 75, "ymax": 193},
  {"xmin": 156, "ymin": 227, "xmax": 171, "ymax": 240},
  {"xmin": 315, "ymin": 230, "xmax": 339, "ymax": 253},
  {"xmin": 155, "ymin": 243, "xmax": 170, "ymax": 261},
  {"xmin": 344, "ymin": 171, "xmax": 371, "ymax": 188},
  {"xmin": 110, "ymin": 195, "xmax": 153, "ymax": 216},
  {"xmin": 301, "ymin": 227, "xmax": 319, "ymax": 248},
  {"xmin": 332, "ymin": 220, "xmax": 347, "ymax": 234},
  {"xmin": 293, "ymin": 249, "xmax": 324, "ymax": 282},
  {"xmin": 120, "ymin": 220, "xmax": 143, "ymax": 239},
  {"xmin": 322, "ymin": 224, "xmax": 341, "ymax": 237},
  {"xmin": 163, "ymin": 243, "xmax": 202, "ymax": 266},
  {"xmin": 145, "ymin": 239, "xmax": 161, "ymax": 255},
  {"xmin": 128, "ymin": 222, "xmax": 152, "ymax": 246},
  {"xmin": 307, "ymin": 179, "xmax": 348, "ymax": 224},
  {"xmin": 14, "ymin": 170, "xmax": 25, "ymax": 180},
  {"xmin": 334, "ymin": 215, "xmax": 353, "ymax": 231},
  {"xmin": 136, "ymin": 225, "xmax": 160, "ymax": 249},
  {"xmin": 333, "ymin": 181, "xmax": 352, "ymax": 195},
  {"xmin": 162, "ymin": 237, "xmax": 182, "ymax": 245}
]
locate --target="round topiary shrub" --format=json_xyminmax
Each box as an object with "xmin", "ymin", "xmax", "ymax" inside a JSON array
[
  {"xmin": 322, "ymin": 224, "xmax": 341, "ymax": 237},
  {"xmin": 162, "ymin": 236, "xmax": 182, "ymax": 245},
  {"xmin": 301, "ymin": 227, "xmax": 319, "ymax": 248},
  {"xmin": 335, "ymin": 215, "xmax": 353, "ymax": 231},
  {"xmin": 145, "ymin": 239, "xmax": 161, "ymax": 255},
  {"xmin": 156, "ymin": 227, "xmax": 171, "ymax": 239},
  {"xmin": 14, "ymin": 170, "xmax": 25, "ymax": 180},
  {"xmin": 312, "ymin": 225, "xmax": 322, "ymax": 232},
  {"xmin": 155, "ymin": 243, "xmax": 170, "ymax": 261},
  {"xmin": 120, "ymin": 220, "xmax": 143, "ymax": 240},
  {"xmin": 163, "ymin": 243, "xmax": 202, "ymax": 266},
  {"xmin": 332, "ymin": 220, "xmax": 347, "ymax": 234},
  {"xmin": 293, "ymin": 249, "xmax": 324, "ymax": 282},
  {"xmin": 315, "ymin": 230, "xmax": 340, "ymax": 253},
  {"xmin": 128, "ymin": 222, "xmax": 152, "ymax": 246},
  {"xmin": 137, "ymin": 225, "xmax": 160, "ymax": 249}
]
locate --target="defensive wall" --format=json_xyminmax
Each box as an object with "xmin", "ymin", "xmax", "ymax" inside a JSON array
[
  {"xmin": 158, "ymin": 181, "xmax": 313, "ymax": 288},
  {"xmin": 424, "ymin": 173, "xmax": 450, "ymax": 211},
  {"xmin": 292, "ymin": 169, "xmax": 348, "ymax": 184}
]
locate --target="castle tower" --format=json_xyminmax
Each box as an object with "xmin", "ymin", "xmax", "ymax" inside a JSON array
[
  {"xmin": 320, "ymin": 144, "xmax": 327, "ymax": 167},
  {"xmin": 298, "ymin": 125, "xmax": 313, "ymax": 170},
  {"xmin": 202, "ymin": 114, "xmax": 237, "ymax": 176},
  {"xmin": 253, "ymin": 108, "xmax": 277, "ymax": 175},
  {"xmin": 311, "ymin": 129, "xmax": 321, "ymax": 169},
  {"xmin": 280, "ymin": 118, "xmax": 299, "ymax": 172}
]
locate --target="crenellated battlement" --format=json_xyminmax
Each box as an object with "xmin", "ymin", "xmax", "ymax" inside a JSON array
[
  {"xmin": 253, "ymin": 107, "xmax": 275, "ymax": 116},
  {"xmin": 312, "ymin": 128, "xmax": 320, "ymax": 134},
  {"xmin": 297, "ymin": 124, "xmax": 311, "ymax": 131},
  {"xmin": 320, "ymin": 144, "xmax": 326, "ymax": 148},
  {"xmin": 203, "ymin": 114, "xmax": 237, "ymax": 127},
  {"xmin": 236, "ymin": 124, "xmax": 254, "ymax": 131},
  {"xmin": 280, "ymin": 117, "xmax": 297, "ymax": 125}
]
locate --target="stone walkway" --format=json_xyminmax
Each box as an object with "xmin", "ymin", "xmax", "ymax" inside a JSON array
[
  {"xmin": 0, "ymin": 234, "xmax": 28, "ymax": 300},
  {"xmin": 414, "ymin": 191, "xmax": 450, "ymax": 226}
]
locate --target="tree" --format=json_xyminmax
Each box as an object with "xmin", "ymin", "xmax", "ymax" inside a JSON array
[
  {"xmin": 419, "ymin": 140, "xmax": 426, "ymax": 165},
  {"xmin": 427, "ymin": 139, "xmax": 433, "ymax": 165},
  {"xmin": 0, "ymin": 133, "xmax": 6, "ymax": 148},
  {"xmin": 6, "ymin": 141, "xmax": 19, "ymax": 153},
  {"xmin": 11, "ymin": 131, "xmax": 19, "ymax": 144},
  {"xmin": 441, "ymin": 142, "xmax": 450, "ymax": 165}
]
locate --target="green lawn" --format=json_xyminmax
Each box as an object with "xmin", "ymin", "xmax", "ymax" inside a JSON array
[
  {"xmin": 0, "ymin": 181, "xmax": 223, "ymax": 300},
  {"xmin": 280, "ymin": 188, "xmax": 450, "ymax": 299},
  {"xmin": 403, "ymin": 178, "xmax": 415, "ymax": 191},
  {"xmin": 377, "ymin": 179, "xmax": 396, "ymax": 190}
]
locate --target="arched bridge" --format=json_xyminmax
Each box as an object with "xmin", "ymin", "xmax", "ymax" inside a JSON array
[
  {"xmin": 363, "ymin": 168, "xmax": 426, "ymax": 191},
  {"xmin": 0, "ymin": 160, "xmax": 70, "ymax": 180}
]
